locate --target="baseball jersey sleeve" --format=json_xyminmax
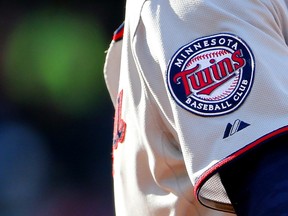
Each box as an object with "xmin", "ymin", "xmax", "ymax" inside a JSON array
[{"xmin": 104, "ymin": 0, "xmax": 288, "ymax": 215}]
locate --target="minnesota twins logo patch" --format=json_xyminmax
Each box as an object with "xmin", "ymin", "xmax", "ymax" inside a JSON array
[{"xmin": 167, "ymin": 33, "xmax": 255, "ymax": 116}]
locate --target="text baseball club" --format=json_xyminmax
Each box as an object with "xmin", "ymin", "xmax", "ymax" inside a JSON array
[{"xmin": 185, "ymin": 79, "xmax": 249, "ymax": 112}]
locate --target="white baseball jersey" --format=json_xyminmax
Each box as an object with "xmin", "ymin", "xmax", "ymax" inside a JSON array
[{"xmin": 104, "ymin": 0, "xmax": 288, "ymax": 215}]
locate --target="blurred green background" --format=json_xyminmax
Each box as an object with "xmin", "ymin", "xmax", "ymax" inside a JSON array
[{"xmin": 0, "ymin": 1, "xmax": 124, "ymax": 215}]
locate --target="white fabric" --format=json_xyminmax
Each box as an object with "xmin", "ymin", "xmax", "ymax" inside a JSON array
[{"xmin": 104, "ymin": 0, "xmax": 288, "ymax": 215}]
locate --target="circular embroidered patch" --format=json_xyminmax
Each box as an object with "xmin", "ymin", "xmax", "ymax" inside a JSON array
[{"xmin": 167, "ymin": 33, "xmax": 255, "ymax": 116}]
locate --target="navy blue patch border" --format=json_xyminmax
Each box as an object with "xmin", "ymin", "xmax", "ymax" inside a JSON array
[{"xmin": 166, "ymin": 33, "xmax": 255, "ymax": 117}]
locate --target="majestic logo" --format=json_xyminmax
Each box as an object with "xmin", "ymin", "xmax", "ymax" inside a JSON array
[
  {"xmin": 167, "ymin": 33, "xmax": 255, "ymax": 116},
  {"xmin": 223, "ymin": 119, "xmax": 250, "ymax": 139}
]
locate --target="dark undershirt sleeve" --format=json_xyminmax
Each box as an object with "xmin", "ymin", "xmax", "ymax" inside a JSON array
[{"xmin": 219, "ymin": 133, "xmax": 288, "ymax": 216}]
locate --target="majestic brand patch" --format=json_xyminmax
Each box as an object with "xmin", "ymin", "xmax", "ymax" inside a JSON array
[
  {"xmin": 167, "ymin": 33, "xmax": 255, "ymax": 116},
  {"xmin": 223, "ymin": 119, "xmax": 250, "ymax": 139}
]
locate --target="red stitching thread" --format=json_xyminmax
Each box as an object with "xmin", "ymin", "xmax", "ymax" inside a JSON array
[
  {"xmin": 200, "ymin": 75, "xmax": 240, "ymax": 101},
  {"xmin": 188, "ymin": 50, "xmax": 230, "ymax": 66}
]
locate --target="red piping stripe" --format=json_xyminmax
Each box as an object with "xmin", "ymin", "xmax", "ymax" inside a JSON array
[{"xmin": 113, "ymin": 23, "xmax": 124, "ymax": 41}]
